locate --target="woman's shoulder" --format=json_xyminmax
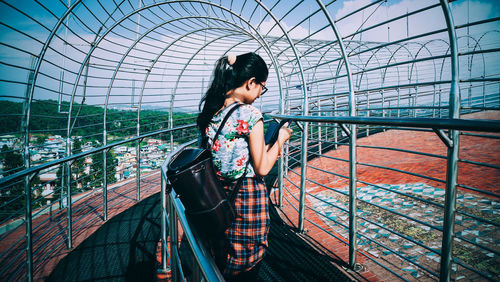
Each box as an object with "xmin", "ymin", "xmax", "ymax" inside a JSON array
[{"xmin": 237, "ymin": 103, "xmax": 262, "ymax": 118}]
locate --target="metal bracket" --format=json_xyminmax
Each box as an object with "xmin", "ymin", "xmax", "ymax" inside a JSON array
[
  {"xmin": 28, "ymin": 171, "xmax": 41, "ymax": 183},
  {"xmin": 339, "ymin": 123, "xmax": 351, "ymax": 137},
  {"xmin": 352, "ymin": 263, "xmax": 364, "ymax": 272},
  {"xmin": 299, "ymin": 228, "xmax": 310, "ymax": 235},
  {"xmin": 433, "ymin": 128, "xmax": 453, "ymax": 148}
]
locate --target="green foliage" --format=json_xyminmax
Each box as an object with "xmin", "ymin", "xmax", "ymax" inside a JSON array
[
  {"xmin": 0, "ymin": 100, "xmax": 197, "ymax": 143},
  {"xmin": 0, "ymin": 145, "xmax": 42, "ymax": 222},
  {"xmin": 89, "ymin": 143, "xmax": 117, "ymax": 190}
]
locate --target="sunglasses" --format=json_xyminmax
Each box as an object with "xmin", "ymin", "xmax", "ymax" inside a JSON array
[{"xmin": 259, "ymin": 82, "xmax": 268, "ymax": 95}]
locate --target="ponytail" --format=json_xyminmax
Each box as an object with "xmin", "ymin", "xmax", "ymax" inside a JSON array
[{"xmin": 197, "ymin": 52, "xmax": 268, "ymax": 132}]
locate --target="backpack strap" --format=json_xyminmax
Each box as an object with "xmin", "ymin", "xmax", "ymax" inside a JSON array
[
  {"xmin": 207, "ymin": 103, "xmax": 251, "ymax": 206},
  {"xmin": 227, "ymin": 156, "xmax": 249, "ymax": 204},
  {"xmin": 212, "ymin": 103, "xmax": 242, "ymax": 147}
]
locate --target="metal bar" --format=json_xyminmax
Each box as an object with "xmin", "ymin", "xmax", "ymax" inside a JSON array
[
  {"xmin": 160, "ymin": 176, "xmax": 168, "ymax": 272},
  {"xmin": 168, "ymin": 195, "xmax": 178, "ymax": 282},
  {"xmin": 66, "ymin": 155, "xmax": 72, "ymax": 248},
  {"xmin": 433, "ymin": 128, "xmax": 453, "ymax": 148},
  {"xmin": 103, "ymin": 138, "xmax": 108, "ymax": 221},
  {"xmin": 439, "ymin": 1, "xmax": 461, "ymax": 281},
  {"xmin": 25, "ymin": 174, "xmax": 33, "ymax": 282},
  {"xmin": 268, "ymin": 114, "xmax": 500, "ymax": 133},
  {"xmin": 136, "ymin": 138, "xmax": 141, "ymax": 201},
  {"xmin": 339, "ymin": 123, "xmax": 351, "ymax": 136},
  {"xmin": 0, "ymin": 124, "xmax": 196, "ymax": 187},
  {"xmin": 315, "ymin": 0, "xmax": 359, "ymax": 269},
  {"xmin": 278, "ymin": 72, "xmax": 285, "ymax": 208}
]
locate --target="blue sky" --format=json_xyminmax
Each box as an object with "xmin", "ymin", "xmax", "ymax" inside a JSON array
[{"xmin": 0, "ymin": 0, "xmax": 498, "ymax": 109}]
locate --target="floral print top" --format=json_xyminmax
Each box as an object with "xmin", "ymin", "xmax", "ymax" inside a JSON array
[{"xmin": 206, "ymin": 103, "xmax": 263, "ymax": 180}]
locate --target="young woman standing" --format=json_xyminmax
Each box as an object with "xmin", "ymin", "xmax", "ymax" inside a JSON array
[{"xmin": 197, "ymin": 52, "xmax": 292, "ymax": 281}]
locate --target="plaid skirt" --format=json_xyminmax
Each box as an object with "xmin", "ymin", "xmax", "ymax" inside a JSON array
[{"xmin": 221, "ymin": 177, "xmax": 270, "ymax": 276}]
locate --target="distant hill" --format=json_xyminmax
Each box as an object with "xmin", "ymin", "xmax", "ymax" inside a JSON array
[{"xmin": 0, "ymin": 100, "xmax": 197, "ymax": 143}]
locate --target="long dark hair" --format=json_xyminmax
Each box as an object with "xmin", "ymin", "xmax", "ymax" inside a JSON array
[{"xmin": 197, "ymin": 52, "xmax": 269, "ymax": 132}]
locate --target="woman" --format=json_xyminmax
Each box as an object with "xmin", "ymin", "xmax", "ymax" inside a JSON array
[{"xmin": 197, "ymin": 52, "xmax": 292, "ymax": 281}]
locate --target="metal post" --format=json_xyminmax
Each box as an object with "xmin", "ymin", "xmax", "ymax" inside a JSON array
[
  {"xmin": 66, "ymin": 138, "xmax": 72, "ymax": 248},
  {"xmin": 160, "ymin": 176, "xmax": 168, "ymax": 272},
  {"xmin": 25, "ymin": 174, "xmax": 33, "ymax": 281},
  {"xmin": 22, "ymin": 55, "xmax": 35, "ymax": 282},
  {"xmin": 169, "ymin": 197, "xmax": 179, "ymax": 281},
  {"xmin": 318, "ymin": 93, "xmax": 322, "ymax": 155},
  {"xmin": 366, "ymin": 93, "xmax": 370, "ymax": 136},
  {"xmin": 136, "ymin": 138, "xmax": 141, "ymax": 201},
  {"xmin": 348, "ymin": 124, "xmax": 357, "ymax": 268},
  {"xmin": 298, "ymin": 120, "xmax": 309, "ymax": 232},
  {"xmin": 314, "ymin": 1, "xmax": 358, "ymax": 268},
  {"xmin": 334, "ymin": 96, "xmax": 338, "ymax": 149},
  {"xmin": 439, "ymin": 0, "xmax": 460, "ymax": 281},
  {"xmin": 169, "ymin": 89, "xmax": 174, "ymax": 153},
  {"xmin": 103, "ymin": 134, "xmax": 108, "ymax": 221},
  {"xmin": 278, "ymin": 78, "xmax": 285, "ymax": 208}
]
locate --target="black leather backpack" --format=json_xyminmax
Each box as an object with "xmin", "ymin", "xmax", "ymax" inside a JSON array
[{"xmin": 167, "ymin": 104, "xmax": 248, "ymax": 238}]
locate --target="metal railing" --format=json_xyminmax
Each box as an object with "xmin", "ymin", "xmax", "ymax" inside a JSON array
[
  {"xmin": 0, "ymin": 124, "xmax": 195, "ymax": 281},
  {"xmin": 159, "ymin": 140, "xmax": 224, "ymax": 282},
  {"xmin": 270, "ymin": 113, "xmax": 500, "ymax": 281}
]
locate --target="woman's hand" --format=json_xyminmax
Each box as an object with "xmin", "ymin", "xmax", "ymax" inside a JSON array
[
  {"xmin": 276, "ymin": 123, "xmax": 292, "ymax": 157},
  {"xmin": 278, "ymin": 123, "xmax": 293, "ymax": 144},
  {"xmin": 249, "ymin": 120, "xmax": 292, "ymax": 176}
]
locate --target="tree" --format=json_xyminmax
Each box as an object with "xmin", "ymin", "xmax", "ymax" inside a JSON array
[
  {"xmin": 0, "ymin": 145, "xmax": 41, "ymax": 221},
  {"xmin": 89, "ymin": 142, "xmax": 117, "ymax": 190},
  {"xmin": 71, "ymin": 138, "xmax": 86, "ymax": 192},
  {"xmin": 0, "ymin": 145, "xmax": 24, "ymax": 222},
  {"xmin": 34, "ymin": 135, "xmax": 47, "ymax": 146}
]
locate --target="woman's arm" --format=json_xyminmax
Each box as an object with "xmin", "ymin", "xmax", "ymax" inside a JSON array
[{"xmin": 248, "ymin": 120, "xmax": 292, "ymax": 176}]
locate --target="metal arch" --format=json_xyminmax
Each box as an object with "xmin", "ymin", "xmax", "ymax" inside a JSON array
[
  {"xmin": 381, "ymin": 41, "xmax": 417, "ymax": 114},
  {"xmin": 216, "ymin": 0, "xmax": 308, "ymax": 232},
  {"xmin": 439, "ymin": 1, "xmax": 461, "ymax": 281},
  {"xmin": 314, "ymin": 0, "xmax": 358, "ymax": 268},
  {"xmin": 167, "ymin": 28, "xmax": 279, "ymax": 117},
  {"xmin": 135, "ymin": 27, "xmax": 242, "ymax": 116},
  {"xmin": 101, "ymin": 16, "xmax": 251, "ymax": 131},
  {"xmin": 353, "ymin": 41, "xmax": 385, "ymax": 126},
  {"xmin": 254, "ymin": 0, "xmax": 308, "ymax": 100},
  {"xmin": 98, "ymin": 17, "xmax": 250, "ymax": 203},
  {"xmin": 161, "ymin": 1, "xmax": 286, "ymax": 89},
  {"xmin": 461, "ymin": 32, "xmax": 491, "ymax": 107},
  {"xmin": 21, "ymin": 0, "xmax": 82, "ymax": 161},
  {"xmin": 409, "ymin": 41, "xmax": 440, "ymax": 116},
  {"xmin": 119, "ymin": 0, "xmax": 288, "ymax": 130},
  {"xmin": 18, "ymin": 0, "xmax": 83, "ymax": 270},
  {"xmin": 307, "ymin": 42, "xmax": 343, "ymax": 108},
  {"xmin": 134, "ymin": 26, "xmax": 241, "ymax": 200},
  {"xmin": 356, "ymin": 41, "xmax": 394, "ymax": 91},
  {"xmin": 353, "ymin": 41, "xmax": 396, "ymax": 119},
  {"xmin": 162, "ymin": 0, "xmax": 289, "ymax": 111}
]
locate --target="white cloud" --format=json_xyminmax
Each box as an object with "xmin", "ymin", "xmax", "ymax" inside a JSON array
[{"xmin": 328, "ymin": 0, "xmax": 498, "ymax": 42}]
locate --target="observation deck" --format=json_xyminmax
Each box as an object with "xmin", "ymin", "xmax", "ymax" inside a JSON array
[{"xmin": 1, "ymin": 0, "xmax": 499, "ymax": 281}]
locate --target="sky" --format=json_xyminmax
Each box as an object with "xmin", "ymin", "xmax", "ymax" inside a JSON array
[{"xmin": 0, "ymin": 0, "xmax": 498, "ymax": 111}]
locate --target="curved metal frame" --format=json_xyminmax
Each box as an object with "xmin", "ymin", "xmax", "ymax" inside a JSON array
[{"xmin": 1, "ymin": 1, "xmax": 499, "ymax": 281}]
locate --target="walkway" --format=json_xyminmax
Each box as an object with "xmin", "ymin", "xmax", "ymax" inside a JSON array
[
  {"xmin": 0, "ymin": 172, "xmax": 160, "ymax": 280},
  {"xmin": 279, "ymin": 111, "xmax": 500, "ymax": 281},
  {"xmin": 45, "ymin": 192, "xmax": 356, "ymax": 281}
]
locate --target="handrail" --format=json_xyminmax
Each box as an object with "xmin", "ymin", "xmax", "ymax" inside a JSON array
[
  {"xmin": 274, "ymin": 110, "xmax": 500, "ymax": 281},
  {"xmin": 269, "ymin": 114, "xmax": 500, "ymax": 133},
  {"xmin": 160, "ymin": 141, "xmax": 224, "ymax": 281},
  {"xmin": 0, "ymin": 123, "xmax": 196, "ymax": 187}
]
